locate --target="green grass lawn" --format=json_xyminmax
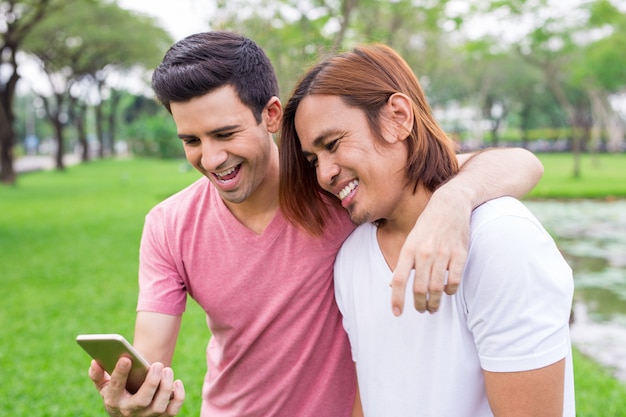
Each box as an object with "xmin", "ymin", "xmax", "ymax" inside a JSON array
[
  {"xmin": 1, "ymin": 155, "xmax": 625, "ymax": 416},
  {"xmin": 530, "ymin": 152, "xmax": 626, "ymax": 199},
  {"xmin": 0, "ymin": 159, "xmax": 207, "ymax": 416}
]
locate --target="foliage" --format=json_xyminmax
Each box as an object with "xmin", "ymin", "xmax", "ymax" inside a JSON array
[
  {"xmin": 5, "ymin": 0, "xmax": 626, "ymax": 182},
  {"xmin": 23, "ymin": 0, "xmax": 171, "ymax": 80},
  {"xmin": 112, "ymin": 90, "xmax": 183, "ymax": 159},
  {"xmin": 124, "ymin": 112, "xmax": 182, "ymax": 159},
  {"xmin": 1, "ymin": 0, "xmax": 66, "ymax": 183},
  {"xmin": 18, "ymin": 0, "xmax": 173, "ymax": 167}
]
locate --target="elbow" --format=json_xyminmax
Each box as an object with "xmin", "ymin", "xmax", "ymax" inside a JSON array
[{"xmin": 530, "ymin": 151, "xmax": 544, "ymax": 185}]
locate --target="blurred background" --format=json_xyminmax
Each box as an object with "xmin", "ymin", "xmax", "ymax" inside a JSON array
[
  {"xmin": 3, "ymin": 0, "xmax": 626, "ymax": 176},
  {"xmin": 1, "ymin": 0, "xmax": 626, "ymax": 416}
]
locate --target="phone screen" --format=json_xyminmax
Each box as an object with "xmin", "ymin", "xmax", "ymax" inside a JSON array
[{"xmin": 76, "ymin": 334, "xmax": 150, "ymax": 394}]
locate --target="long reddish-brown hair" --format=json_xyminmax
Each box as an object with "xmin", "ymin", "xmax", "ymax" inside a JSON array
[{"xmin": 279, "ymin": 44, "xmax": 458, "ymax": 236}]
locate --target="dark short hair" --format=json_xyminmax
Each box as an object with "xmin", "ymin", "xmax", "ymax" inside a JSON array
[{"xmin": 151, "ymin": 31, "xmax": 279, "ymax": 123}]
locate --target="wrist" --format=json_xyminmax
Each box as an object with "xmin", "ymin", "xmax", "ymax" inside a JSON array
[{"xmin": 434, "ymin": 178, "xmax": 478, "ymax": 210}]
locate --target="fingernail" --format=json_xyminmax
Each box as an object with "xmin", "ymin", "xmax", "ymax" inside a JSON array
[
  {"xmin": 151, "ymin": 363, "xmax": 163, "ymax": 375},
  {"xmin": 393, "ymin": 307, "xmax": 401, "ymax": 316}
]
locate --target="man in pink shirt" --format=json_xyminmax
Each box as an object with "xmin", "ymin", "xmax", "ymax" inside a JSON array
[{"xmin": 87, "ymin": 32, "xmax": 543, "ymax": 416}]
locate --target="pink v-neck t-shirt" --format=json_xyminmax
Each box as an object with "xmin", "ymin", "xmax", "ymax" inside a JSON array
[{"xmin": 137, "ymin": 176, "xmax": 356, "ymax": 416}]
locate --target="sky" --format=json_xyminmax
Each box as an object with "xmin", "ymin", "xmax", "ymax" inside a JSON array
[
  {"xmin": 117, "ymin": 0, "xmax": 216, "ymax": 41},
  {"xmin": 17, "ymin": 0, "xmax": 213, "ymax": 94},
  {"xmin": 115, "ymin": 0, "xmax": 592, "ymax": 47}
]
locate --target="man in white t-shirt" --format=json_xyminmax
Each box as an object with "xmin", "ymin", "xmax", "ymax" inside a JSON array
[{"xmin": 279, "ymin": 43, "xmax": 574, "ymax": 416}]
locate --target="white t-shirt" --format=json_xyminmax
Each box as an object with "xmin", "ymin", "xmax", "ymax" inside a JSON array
[{"xmin": 334, "ymin": 197, "xmax": 575, "ymax": 417}]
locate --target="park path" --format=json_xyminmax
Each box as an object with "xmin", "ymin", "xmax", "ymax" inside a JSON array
[{"xmin": 14, "ymin": 154, "xmax": 81, "ymax": 173}]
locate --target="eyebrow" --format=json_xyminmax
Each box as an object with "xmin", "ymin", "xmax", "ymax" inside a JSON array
[
  {"xmin": 312, "ymin": 129, "xmax": 341, "ymax": 148},
  {"xmin": 178, "ymin": 124, "xmax": 240, "ymax": 139},
  {"xmin": 301, "ymin": 128, "xmax": 345, "ymax": 157}
]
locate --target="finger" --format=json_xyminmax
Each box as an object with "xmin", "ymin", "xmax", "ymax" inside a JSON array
[
  {"xmin": 151, "ymin": 367, "xmax": 176, "ymax": 412},
  {"xmin": 424, "ymin": 262, "xmax": 446, "ymax": 313},
  {"xmin": 89, "ymin": 360, "xmax": 109, "ymax": 392},
  {"xmin": 444, "ymin": 255, "xmax": 466, "ymax": 295},
  {"xmin": 133, "ymin": 362, "xmax": 165, "ymax": 407},
  {"xmin": 410, "ymin": 262, "xmax": 428, "ymax": 313},
  {"xmin": 166, "ymin": 380, "xmax": 186, "ymax": 416},
  {"xmin": 107, "ymin": 357, "xmax": 132, "ymax": 397},
  {"xmin": 390, "ymin": 250, "xmax": 415, "ymax": 316}
]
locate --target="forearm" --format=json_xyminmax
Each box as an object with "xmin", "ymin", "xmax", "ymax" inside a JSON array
[
  {"xmin": 448, "ymin": 147, "xmax": 543, "ymax": 209},
  {"xmin": 133, "ymin": 311, "xmax": 182, "ymax": 366}
]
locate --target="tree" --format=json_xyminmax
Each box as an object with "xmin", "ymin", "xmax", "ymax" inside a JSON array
[
  {"xmin": 483, "ymin": 0, "xmax": 626, "ymax": 177},
  {"xmin": 575, "ymin": 0, "xmax": 626, "ymax": 152},
  {"xmin": 22, "ymin": 0, "xmax": 172, "ymax": 168},
  {"xmin": 0, "ymin": 0, "xmax": 63, "ymax": 184}
]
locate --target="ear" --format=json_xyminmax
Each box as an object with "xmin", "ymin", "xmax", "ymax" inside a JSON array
[
  {"xmin": 264, "ymin": 96, "xmax": 283, "ymax": 134},
  {"xmin": 383, "ymin": 93, "xmax": 414, "ymax": 143}
]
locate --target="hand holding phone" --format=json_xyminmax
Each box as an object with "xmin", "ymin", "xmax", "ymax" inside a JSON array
[{"xmin": 76, "ymin": 334, "xmax": 150, "ymax": 394}]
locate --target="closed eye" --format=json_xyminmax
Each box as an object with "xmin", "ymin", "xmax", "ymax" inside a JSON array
[
  {"xmin": 181, "ymin": 137, "xmax": 200, "ymax": 146},
  {"xmin": 215, "ymin": 131, "xmax": 235, "ymax": 140},
  {"xmin": 307, "ymin": 155, "xmax": 318, "ymax": 168},
  {"xmin": 324, "ymin": 139, "xmax": 339, "ymax": 152}
]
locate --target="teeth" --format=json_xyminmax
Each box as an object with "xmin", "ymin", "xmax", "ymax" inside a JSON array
[
  {"xmin": 338, "ymin": 180, "xmax": 359, "ymax": 201},
  {"xmin": 215, "ymin": 165, "xmax": 237, "ymax": 178}
]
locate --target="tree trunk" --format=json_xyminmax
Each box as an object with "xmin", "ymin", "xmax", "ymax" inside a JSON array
[
  {"xmin": 333, "ymin": 0, "xmax": 358, "ymax": 50},
  {"xmin": 0, "ymin": 100, "xmax": 16, "ymax": 184},
  {"xmin": 77, "ymin": 103, "xmax": 89, "ymax": 162},
  {"xmin": 589, "ymin": 88, "xmax": 625, "ymax": 153},
  {"xmin": 41, "ymin": 94, "xmax": 67, "ymax": 171},
  {"xmin": 53, "ymin": 118, "xmax": 65, "ymax": 171},
  {"xmin": 490, "ymin": 118, "xmax": 501, "ymax": 147},
  {"xmin": 1, "ymin": 0, "xmax": 55, "ymax": 184},
  {"xmin": 0, "ymin": 47, "xmax": 19, "ymax": 185},
  {"xmin": 520, "ymin": 104, "xmax": 532, "ymax": 149},
  {"xmin": 108, "ymin": 89, "xmax": 121, "ymax": 156},
  {"xmin": 95, "ymin": 101, "xmax": 105, "ymax": 158},
  {"xmin": 545, "ymin": 68, "xmax": 583, "ymax": 178}
]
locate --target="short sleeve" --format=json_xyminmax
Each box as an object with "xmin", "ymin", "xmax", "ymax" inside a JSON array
[
  {"xmin": 136, "ymin": 207, "xmax": 187, "ymax": 315},
  {"xmin": 462, "ymin": 211, "xmax": 574, "ymax": 372}
]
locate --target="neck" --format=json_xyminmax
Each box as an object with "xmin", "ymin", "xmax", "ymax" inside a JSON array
[
  {"xmin": 376, "ymin": 184, "xmax": 431, "ymax": 270},
  {"xmin": 380, "ymin": 183, "xmax": 431, "ymax": 235},
  {"xmin": 224, "ymin": 145, "xmax": 280, "ymax": 234}
]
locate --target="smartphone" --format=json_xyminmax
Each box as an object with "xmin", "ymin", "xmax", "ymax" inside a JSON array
[{"xmin": 76, "ymin": 334, "xmax": 150, "ymax": 394}]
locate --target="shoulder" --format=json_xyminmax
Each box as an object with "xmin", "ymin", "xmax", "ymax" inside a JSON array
[
  {"xmin": 151, "ymin": 176, "xmax": 209, "ymax": 210},
  {"xmin": 336, "ymin": 223, "xmax": 377, "ymax": 266},
  {"xmin": 470, "ymin": 196, "xmax": 540, "ymax": 230},
  {"xmin": 146, "ymin": 176, "xmax": 211, "ymax": 221},
  {"xmin": 463, "ymin": 196, "xmax": 573, "ymax": 311},
  {"xmin": 469, "ymin": 197, "xmax": 553, "ymax": 248},
  {"xmin": 142, "ymin": 177, "xmax": 217, "ymax": 239},
  {"xmin": 467, "ymin": 196, "xmax": 568, "ymax": 269}
]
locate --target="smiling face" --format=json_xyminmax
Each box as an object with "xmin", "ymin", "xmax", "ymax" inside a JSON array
[
  {"xmin": 295, "ymin": 94, "xmax": 410, "ymax": 226},
  {"xmin": 170, "ymin": 85, "xmax": 281, "ymax": 209}
]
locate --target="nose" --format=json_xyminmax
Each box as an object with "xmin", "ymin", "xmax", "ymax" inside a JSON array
[
  {"xmin": 200, "ymin": 139, "xmax": 228, "ymax": 171},
  {"xmin": 316, "ymin": 154, "xmax": 339, "ymax": 190}
]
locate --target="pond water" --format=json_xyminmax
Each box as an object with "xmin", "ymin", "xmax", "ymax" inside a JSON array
[{"xmin": 524, "ymin": 199, "xmax": 626, "ymax": 381}]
